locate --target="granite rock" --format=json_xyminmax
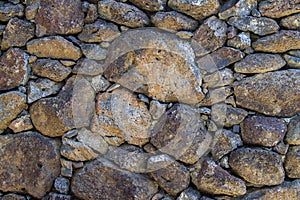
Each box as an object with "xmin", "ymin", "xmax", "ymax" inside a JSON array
[
  {"xmin": 285, "ymin": 116, "xmax": 300, "ymax": 145},
  {"xmin": 218, "ymin": 0, "xmax": 257, "ymax": 19},
  {"xmin": 281, "ymin": 13, "xmax": 300, "ymax": 30},
  {"xmin": 8, "ymin": 113, "xmax": 33, "ymax": 133},
  {"xmin": 284, "ymin": 54, "xmax": 300, "ymax": 69},
  {"xmin": 0, "ymin": 2, "xmax": 24, "ymax": 22},
  {"xmin": 284, "ymin": 145, "xmax": 300, "ymax": 178},
  {"xmin": 129, "ymin": 0, "xmax": 167, "ymax": 12},
  {"xmin": 227, "ymin": 32, "xmax": 251, "ymax": 50},
  {"xmin": 259, "ymin": 0, "xmax": 300, "ymax": 18}
]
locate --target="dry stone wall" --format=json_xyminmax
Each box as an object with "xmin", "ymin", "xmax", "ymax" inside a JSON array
[{"xmin": 0, "ymin": 0, "xmax": 299, "ymax": 199}]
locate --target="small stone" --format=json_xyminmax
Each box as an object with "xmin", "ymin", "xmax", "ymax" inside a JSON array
[
  {"xmin": 227, "ymin": 26, "xmax": 238, "ymax": 39},
  {"xmin": 60, "ymin": 158, "xmax": 72, "ymax": 178},
  {"xmin": 176, "ymin": 31, "xmax": 193, "ymax": 39},
  {"xmin": 196, "ymin": 87, "xmax": 233, "ymax": 107},
  {"xmin": 54, "ymin": 177, "xmax": 70, "ymax": 194},
  {"xmin": 138, "ymin": 94, "xmax": 149, "ymax": 104},
  {"xmin": 106, "ymin": 83, "xmax": 120, "ymax": 92},
  {"xmin": 229, "ymin": 148, "xmax": 285, "ymax": 186},
  {"xmin": 83, "ymin": 1, "xmax": 97, "ymax": 24},
  {"xmin": 1, "ymin": 17, "xmax": 34, "ymax": 50},
  {"xmin": 72, "ymin": 161, "xmax": 84, "ymax": 169},
  {"xmin": 220, "ymin": 156, "xmax": 230, "ymax": 169},
  {"xmin": 228, "ymin": 16, "xmax": 279, "ymax": 36},
  {"xmin": 252, "ymin": 30, "xmax": 300, "ymax": 53},
  {"xmin": 199, "ymin": 107, "xmax": 211, "ymax": 115},
  {"xmin": 78, "ymin": 19, "xmax": 120, "ymax": 43},
  {"xmin": 281, "ymin": 13, "xmax": 300, "ymax": 30},
  {"xmin": 80, "ymin": 43, "xmax": 107, "ymax": 61},
  {"xmin": 98, "ymin": 0, "xmax": 150, "ymax": 28},
  {"xmin": 218, "ymin": 0, "xmax": 257, "ymax": 19},
  {"xmin": 43, "ymin": 193, "xmax": 72, "ymax": 200},
  {"xmin": 63, "ymin": 129, "xmax": 78, "ymax": 139},
  {"xmin": 151, "ymin": 11, "xmax": 198, "ymax": 32},
  {"xmin": 25, "ymin": 0, "xmax": 40, "ymax": 20},
  {"xmin": 284, "ymin": 146, "xmax": 300, "ymax": 178},
  {"xmin": 233, "ymin": 70, "xmax": 300, "ymax": 117},
  {"xmin": 59, "ymin": 60, "xmax": 76, "ymax": 67},
  {"xmin": 191, "ymin": 159, "xmax": 246, "ymax": 197},
  {"xmin": 168, "ymin": 0, "xmax": 220, "ymax": 21},
  {"xmin": 259, "ymin": 0, "xmax": 300, "ymax": 18},
  {"xmin": 203, "ymin": 68, "xmax": 234, "ymax": 88},
  {"xmin": 149, "ymin": 100, "xmax": 167, "ymax": 120},
  {"xmin": 251, "ymin": 8, "xmax": 261, "ymax": 17},
  {"xmin": 101, "ymin": 41, "xmax": 110, "ymax": 48},
  {"xmin": 285, "ymin": 116, "xmax": 300, "ymax": 145},
  {"xmin": 72, "ymin": 58, "xmax": 104, "ymax": 76},
  {"xmin": 90, "ymin": 75, "xmax": 110, "ymax": 92},
  {"xmin": 289, "ymin": 50, "xmax": 300, "ymax": 57},
  {"xmin": 0, "ymin": 48, "xmax": 29, "ymax": 91},
  {"xmin": 243, "ymin": 46, "xmax": 254, "ymax": 54},
  {"xmin": 0, "ymin": 2, "xmax": 24, "ymax": 22},
  {"xmin": 9, "ymin": 113, "xmax": 33, "ymax": 133},
  {"xmin": 1, "ymin": 194, "xmax": 26, "ymax": 200},
  {"xmin": 129, "ymin": 0, "xmax": 167, "ymax": 11},
  {"xmin": 284, "ymin": 54, "xmax": 300, "ymax": 69},
  {"xmin": 227, "ymin": 32, "xmax": 251, "ymax": 50},
  {"xmin": 177, "ymin": 187, "xmax": 201, "ymax": 200},
  {"xmin": 241, "ymin": 116, "xmax": 287, "ymax": 147},
  {"xmin": 234, "ymin": 53, "xmax": 286, "ymax": 74},
  {"xmin": 232, "ymin": 125, "xmax": 240, "ymax": 133},
  {"xmin": 192, "ymin": 16, "xmax": 227, "ymax": 57},
  {"xmin": 28, "ymin": 55, "xmax": 37, "ymax": 63},
  {"xmin": 273, "ymin": 141, "xmax": 289, "ymax": 155},
  {"xmin": 35, "ymin": 0, "xmax": 84, "ymax": 36}
]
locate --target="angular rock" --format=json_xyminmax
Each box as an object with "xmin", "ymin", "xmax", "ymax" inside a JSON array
[
  {"xmin": 284, "ymin": 146, "xmax": 300, "ymax": 178},
  {"xmin": 177, "ymin": 188, "xmax": 201, "ymax": 200},
  {"xmin": 43, "ymin": 193, "xmax": 72, "ymax": 200},
  {"xmin": 281, "ymin": 13, "xmax": 300, "ymax": 30},
  {"xmin": 1, "ymin": 17, "xmax": 34, "ymax": 50},
  {"xmin": 0, "ymin": 132, "xmax": 60, "ymax": 198},
  {"xmin": 0, "ymin": 91, "xmax": 27, "ymax": 132},
  {"xmin": 259, "ymin": 0, "xmax": 300, "ymax": 18},
  {"xmin": 273, "ymin": 141, "xmax": 289, "ymax": 155},
  {"xmin": 98, "ymin": 0, "xmax": 150, "ymax": 28},
  {"xmin": 218, "ymin": 0, "xmax": 257, "ymax": 19},
  {"xmin": 252, "ymin": 30, "xmax": 300, "ymax": 53},
  {"xmin": 35, "ymin": 0, "xmax": 84, "ymax": 36},
  {"xmin": 72, "ymin": 58, "xmax": 104, "ymax": 76},
  {"xmin": 191, "ymin": 159, "xmax": 246, "ymax": 197},
  {"xmin": 228, "ymin": 16, "xmax": 279, "ymax": 36},
  {"xmin": 234, "ymin": 53, "xmax": 286, "ymax": 74},
  {"xmin": 203, "ymin": 68, "xmax": 234, "ymax": 88},
  {"xmin": 129, "ymin": 0, "xmax": 167, "ymax": 11},
  {"xmin": 31, "ymin": 59, "xmax": 71, "ymax": 82},
  {"xmin": 151, "ymin": 104, "xmax": 212, "ymax": 164},
  {"xmin": 90, "ymin": 75, "xmax": 111, "ymax": 92},
  {"xmin": 83, "ymin": 1, "xmax": 97, "ymax": 24},
  {"xmin": 71, "ymin": 158, "xmax": 158, "ymax": 200},
  {"xmin": 284, "ymin": 54, "xmax": 300, "ymax": 69},
  {"xmin": 0, "ymin": 48, "xmax": 29, "ymax": 91},
  {"xmin": 9, "ymin": 113, "xmax": 33, "ymax": 133},
  {"xmin": 0, "ymin": 2, "xmax": 23, "ymax": 22},
  {"xmin": 227, "ymin": 32, "xmax": 251, "ymax": 50},
  {"xmin": 54, "ymin": 177, "xmax": 70, "ymax": 194},
  {"xmin": 229, "ymin": 148, "xmax": 285, "ymax": 186},
  {"xmin": 285, "ymin": 116, "xmax": 300, "ymax": 145},
  {"xmin": 81, "ymin": 43, "xmax": 107, "ymax": 61},
  {"xmin": 78, "ymin": 19, "xmax": 120, "ymax": 43},
  {"xmin": 192, "ymin": 16, "xmax": 227, "ymax": 57},
  {"xmin": 60, "ymin": 158, "xmax": 72, "ymax": 178},
  {"xmin": 25, "ymin": 0, "xmax": 40, "ymax": 20},
  {"xmin": 1, "ymin": 194, "xmax": 26, "ymax": 200},
  {"xmin": 241, "ymin": 116, "xmax": 287, "ymax": 147},
  {"xmin": 234, "ymin": 70, "xmax": 300, "ymax": 117},
  {"xmin": 27, "ymin": 36, "xmax": 82, "ymax": 61},
  {"xmin": 150, "ymin": 100, "xmax": 167, "ymax": 120},
  {"xmin": 168, "ymin": 0, "xmax": 220, "ymax": 21},
  {"xmin": 196, "ymin": 87, "xmax": 233, "ymax": 107},
  {"xmin": 151, "ymin": 11, "xmax": 198, "ymax": 32}
]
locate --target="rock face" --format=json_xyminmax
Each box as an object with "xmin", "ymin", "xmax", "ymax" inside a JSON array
[
  {"xmin": 259, "ymin": 0, "xmax": 300, "ymax": 18},
  {"xmin": 35, "ymin": 0, "xmax": 84, "ymax": 36},
  {"xmin": 218, "ymin": 0, "xmax": 257, "ymax": 19},
  {"xmin": 281, "ymin": 13, "xmax": 300, "ymax": 30},
  {"xmin": 0, "ymin": 132, "xmax": 60, "ymax": 198},
  {"xmin": 284, "ymin": 54, "xmax": 300, "ymax": 69},
  {"xmin": 71, "ymin": 158, "xmax": 158, "ymax": 200},
  {"xmin": 0, "ymin": 2, "xmax": 24, "ymax": 22},
  {"xmin": 234, "ymin": 70, "xmax": 300, "ymax": 117},
  {"xmin": 129, "ymin": 0, "xmax": 167, "ymax": 12},
  {"xmin": 229, "ymin": 148, "xmax": 285, "ymax": 186},
  {"xmin": 284, "ymin": 146, "xmax": 300, "ymax": 178},
  {"xmin": 285, "ymin": 116, "xmax": 300, "ymax": 145}
]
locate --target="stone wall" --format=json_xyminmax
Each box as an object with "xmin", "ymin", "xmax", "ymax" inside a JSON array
[{"xmin": 0, "ymin": 0, "xmax": 299, "ymax": 199}]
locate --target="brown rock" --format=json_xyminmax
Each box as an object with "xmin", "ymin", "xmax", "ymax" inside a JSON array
[
  {"xmin": 218, "ymin": 0, "xmax": 257, "ymax": 19},
  {"xmin": 203, "ymin": 68, "xmax": 234, "ymax": 88},
  {"xmin": 129, "ymin": 0, "xmax": 167, "ymax": 12},
  {"xmin": 72, "ymin": 58, "xmax": 104, "ymax": 76},
  {"xmin": 227, "ymin": 32, "xmax": 251, "ymax": 50},
  {"xmin": 27, "ymin": 36, "xmax": 82, "ymax": 61},
  {"xmin": 168, "ymin": 0, "xmax": 220, "ymax": 21},
  {"xmin": 284, "ymin": 146, "xmax": 300, "ymax": 178},
  {"xmin": 259, "ymin": 0, "xmax": 300, "ymax": 18},
  {"xmin": 80, "ymin": 43, "xmax": 107, "ymax": 61},
  {"xmin": 234, "ymin": 70, "xmax": 300, "ymax": 117},
  {"xmin": 83, "ymin": 1, "xmax": 97, "ymax": 24},
  {"xmin": 0, "ymin": 48, "xmax": 29, "ymax": 91},
  {"xmin": 98, "ymin": 0, "xmax": 149, "ymax": 28},
  {"xmin": 1, "ymin": 17, "xmax": 34, "ymax": 50},
  {"xmin": 229, "ymin": 148, "xmax": 285, "ymax": 186},
  {"xmin": 191, "ymin": 159, "xmax": 246, "ymax": 197},
  {"xmin": 9, "ymin": 113, "xmax": 33, "ymax": 133},
  {"xmin": 0, "ymin": 132, "xmax": 60, "ymax": 198},
  {"xmin": 35, "ymin": 0, "xmax": 84, "ymax": 36},
  {"xmin": 281, "ymin": 13, "xmax": 300, "ymax": 30},
  {"xmin": 25, "ymin": 0, "xmax": 40, "ymax": 20},
  {"xmin": 284, "ymin": 54, "xmax": 300, "ymax": 69},
  {"xmin": 1, "ymin": 193, "xmax": 26, "ymax": 200},
  {"xmin": 285, "ymin": 116, "xmax": 300, "ymax": 145},
  {"xmin": 71, "ymin": 158, "xmax": 158, "ymax": 200},
  {"xmin": 252, "ymin": 30, "xmax": 300, "ymax": 53},
  {"xmin": 241, "ymin": 116, "xmax": 287, "ymax": 147},
  {"xmin": 0, "ymin": 2, "xmax": 23, "ymax": 22},
  {"xmin": 234, "ymin": 53, "xmax": 286, "ymax": 74},
  {"xmin": 273, "ymin": 141, "xmax": 289, "ymax": 155}
]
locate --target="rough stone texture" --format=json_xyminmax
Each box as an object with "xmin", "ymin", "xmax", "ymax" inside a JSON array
[
  {"xmin": 35, "ymin": 0, "xmax": 84, "ymax": 36},
  {"xmin": 54, "ymin": 177, "xmax": 70, "ymax": 194},
  {"xmin": 1, "ymin": 194, "xmax": 26, "ymax": 200},
  {"xmin": 192, "ymin": 16, "xmax": 227, "ymax": 57},
  {"xmin": 151, "ymin": 11, "xmax": 198, "ymax": 32},
  {"xmin": 151, "ymin": 104, "xmax": 212, "ymax": 164},
  {"xmin": 0, "ymin": 48, "xmax": 29, "ymax": 91},
  {"xmin": 72, "ymin": 58, "xmax": 104, "ymax": 76},
  {"xmin": 98, "ymin": 0, "xmax": 150, "ymax": 28},
  {"xmin": 1, "ymin": 17, "xmax": 34, "ymax": 50},
  {"xmin": 191, "ymin": 159, "xmax": 246, "ymax": 197},
  {"xmin": 0, "ymin": 2, "xmax": 24, "ymax": 22},
  {"xmin": 0, "ymin": 132, "xmax": 60, "ymax": 198},
  {"xmin": 252, "ymin": 30, "xmax": 300, "ymax": 53},
  {"xmin": 233, "ymin": 70, "xmax": 300, "ymax": 117},
  {"xmin": 203, "ymin": 68, "xmax": 234, "ymax": 88},
  {"xmin": 285, "ymin": 116, "xmax": 300, "ymax": 145},
  {"xmin": 241, "ymin": 116, "xmax": 287, "ymax": 147},
  {"xmin": 89, "ymin": 75, "xmax": 111, "ymax": 92},
  {"xmin": 129, "ymin": 0, "xmax": 167, "ymax": 12},
  {"xmin": 43, "ymin": 193, "xmax": 72, "ymax": 200},
  {"xmin": 259, "ymin": 0, "xmax": 300, "ymax": 18},
  {"xmin": 196, "ymin": 86, "xmax": 232, "ymax": 107},
  {"xmin": 25, "ymin": 0, "xmax": 40, "ymax": 20},
  {"xmin": 9, "ymin": 113, "xmax": 33, "ymax": 133},
  {"xmin": 234, "ymin": 53, "xmax": 286, "ymax": 74},
  {"xmin": 71, "ymin": 158, "xmax": 158, "ymax": 200},
  {"xmin": 27, "ymin": 36, "xmax": 82, "ymax": 61},
  {"xmin": 149, "ymin": 100, "xmax": 167, "ymax": 120},
  {"xmin": 60, "ymin": 158, "xmax": 72, "ymax": 178},
  {"xmin": 227, "ymin": 32, "xmax": 251, "ymax": 50},
  {"xmin": 83, "ymin": 1, "xmax": 97, "ymax": 24},
  {"xmin": 281, "ymin": 13, "xmax": 300, "ymax": 30},
  {"xmin": 284, "ymin": 145, "xmax": 300, "ymax": 178},
  {"xmin": 177, "ymin": 188, "xmax": 201, "ymax": 200},
  {"xmin": 228, "ymin": 16, "xmax": 279, "ymax": 36},
  {"xmin": 31, "ymin": 59, "xmax": 72, "ymax": 82},
  {"xmin": 80, "ymin": 43, "xmax": 107, "ymax": 61},
  {"xmin": 0, "ymin": 91, "xmax": 27, "ymax": 133},
  {"xmin": 218, "ymin": 0, "xmax": 257, "ymax": 19},
  {"xmin": 229, "ymin": 148, "xmax": 285, "ymax": 186},
  {"xmin": 168, "ymin": 0, "xmax": 220, "ymax": 21},
  {"xmin": 284, "ymin": 54, "xmax": 300, "ymax": 69}
]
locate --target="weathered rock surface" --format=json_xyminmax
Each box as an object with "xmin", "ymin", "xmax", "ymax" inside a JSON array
[
  {"xmin": 1, "ymin": 193, "xmax": 26, "ymax": 200},
  {"xmin": 191, "ymin": 159, "xmax": 246, "ymax": 196},
  {"xmin": 284, "ymin": 145, "xmax": 300, "ymax": 178},
  {"xmin": 72, "ymin": 58, "xmax": 104, "ymax": 75},
  {"xmin": 43, "ymin": 192, "xmax": 72, "ymax": 200},
  {"xmin": 129, "ymin": 0, "xmax": 167, "ymax": 12},
  {"xmin": 259, "ymin": 0, "xmax": 300, "ymax": 18},
  {"xmin": 71, "ymin": 158, "xmax": 158, "ymax": 200},
  {"xmin": 0, "ymin": 2, "xmax": 24, "ymax": 22},
  {"xmin": 98, "ymin": 0, "xmax": 150, "ymax": 28},
  {"xmin": 229, "ymin": 148, "xmax": 285, "ymax": 186},
  {"xmin": 219, "ymin": 0, "xmax": 257, "ymax": 19},
  {"xmin": 227, "ymin": 32, "xmax": 251, "ymax": 50},
  {"xmin": 9, "ymin": 113, "xmax": 33, "ymax": 133},
  {"xmin": 0, "ymin": 132, "xmax": 60, "ymax": 198},
  {"xmin": 25, "ymin": 0, "xmax": 39, "ymax": 20},
  {"xmin": 281, "ymin": 13, "xmax": 300, "ymax": 30},
  {"xmin": 252, "ymin": 30, "xmax": 300, "ymax": 53},
  {"xmin": 284, "ymin": 54, "xmax": 300, "ymax": 69},
  {"xmin": 149, "ymin": 100, "xmax": 167, "ymax": 120},
  {"xmin": 54, "ymin": 177, "xmax": 70, "ymax": 194},
  {"xmin": 1, "ymin": 17, "xmax": 34, "ymax": 50},
  {"xmin": 83, "ymin": 1, "xmax": 98, "ymax": 24},
  {"xmin": 177, "ymin": 188, "xmax": 201, "ymax": 200},
  {"xmin": 241, "ymin": 116, "xmax": 287, "ymax": 147},
  {"xmin": 285, "ymin": 116, "xmax": 300, "ymax": 145},
  {"xmin": 80, "ymin": 43, "xmax": 107, "ymax": 60},
  {"xmin": 234, "ymin": 70, "xmax": 300, "ymax": 117},
  {"xmin": 35, "ymin": 0, "xmax": 84, "ymax": 36},
  {"xmin": 27, "ymin": 36, "xmax": 82, "ymax": 61},
  {"xmin": 0, "ymin": 48, "xmax": 29, "ymax": 91},
  {"xmin": 168, "ymin": 0, "xmax": 220, "ymax": 21},
  {"xmin": 203, "ymin": 68, "xmax": 234, "ymax": 88},
  {"xmin": 196, "ymin": 87, "xmax": 232, "ymax": 107},
  {"xmin": 234, "ymin": 53, "xmax": 286, "ymax": 74}
]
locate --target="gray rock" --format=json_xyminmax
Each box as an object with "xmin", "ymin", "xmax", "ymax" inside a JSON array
[
  {"xmin": 0, "ymin": 2, "xmax": 23, "ymax": 22},
  {"xmin": 150, "ymin": 100, "xmax": 167, "ymax": 120},
  {"xmin": 25, "ymin": 0, "xmax": 40, "ymax": 20},
  {"xmin": 83, "ymin": 1, "xmax": 98, "ymax": 24},
  {"xmin": 177, "ymin": 188, "xmax": 201, "ymax": 200},
  {"xmin": 259, "ymin": 0, "xmax": 300, "ymax": 18},
  {"xmin": 1, "ymin": 194, "xmax": 26, "ymax": 200},
  {"xmin": 72, "ymin": 58, "xmax": 105, "ymax": 75},
  {"xmin": 203, "ymin": 68, "xmax": 234, "ymax": 88},
  {"xmin": 218, "ymin": 0, "xmax": 257, "ymax": 19},
  {"xmin": 285, "ymin": 116, "xmax": 300, "ymax": 145},
  {"xmin": 89, "ymin": 75, "xmax": 110, "ymax": 92},
  {"xmin": 81, "ymin": 43, "xmax": 107, "ymax": 61},
  {"xmin": 8, "ymin": 113, "xmax": 33, "ymax": 133},
  {"xmin": 60, "ymin": 158, "xmax": 72, "ymax": 178},
  {"xmin": 281, "ymin": 13, "xmax": 300, "ymax": 30},
  {"xmin": 196, "ymin": 87, "xmax": 233, "ymax": 107},
  {"xmin": 54, "ymin": 177, "xmax": 70, "ymax": 194},
  {"xmin": 129, "ymin": 0, "xmax": 167, "ymax": 12},
  {"xmin": 273, "ymin": 141, "xmax": 289, "ymax": 155},
  {"xmin": 284, "ymin": 54, "xmax": 300, "ymax": 69},
  {"xmin": 227, "ymin": 32, "xmax": 251, "ymax": 50},
  {"xmin": 284, "ymin": 145, "xmax": 300, "ymax": 178},
  {"xmin": 42, "ymin": 193, "xmax": 71, "ymax": 200}
]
